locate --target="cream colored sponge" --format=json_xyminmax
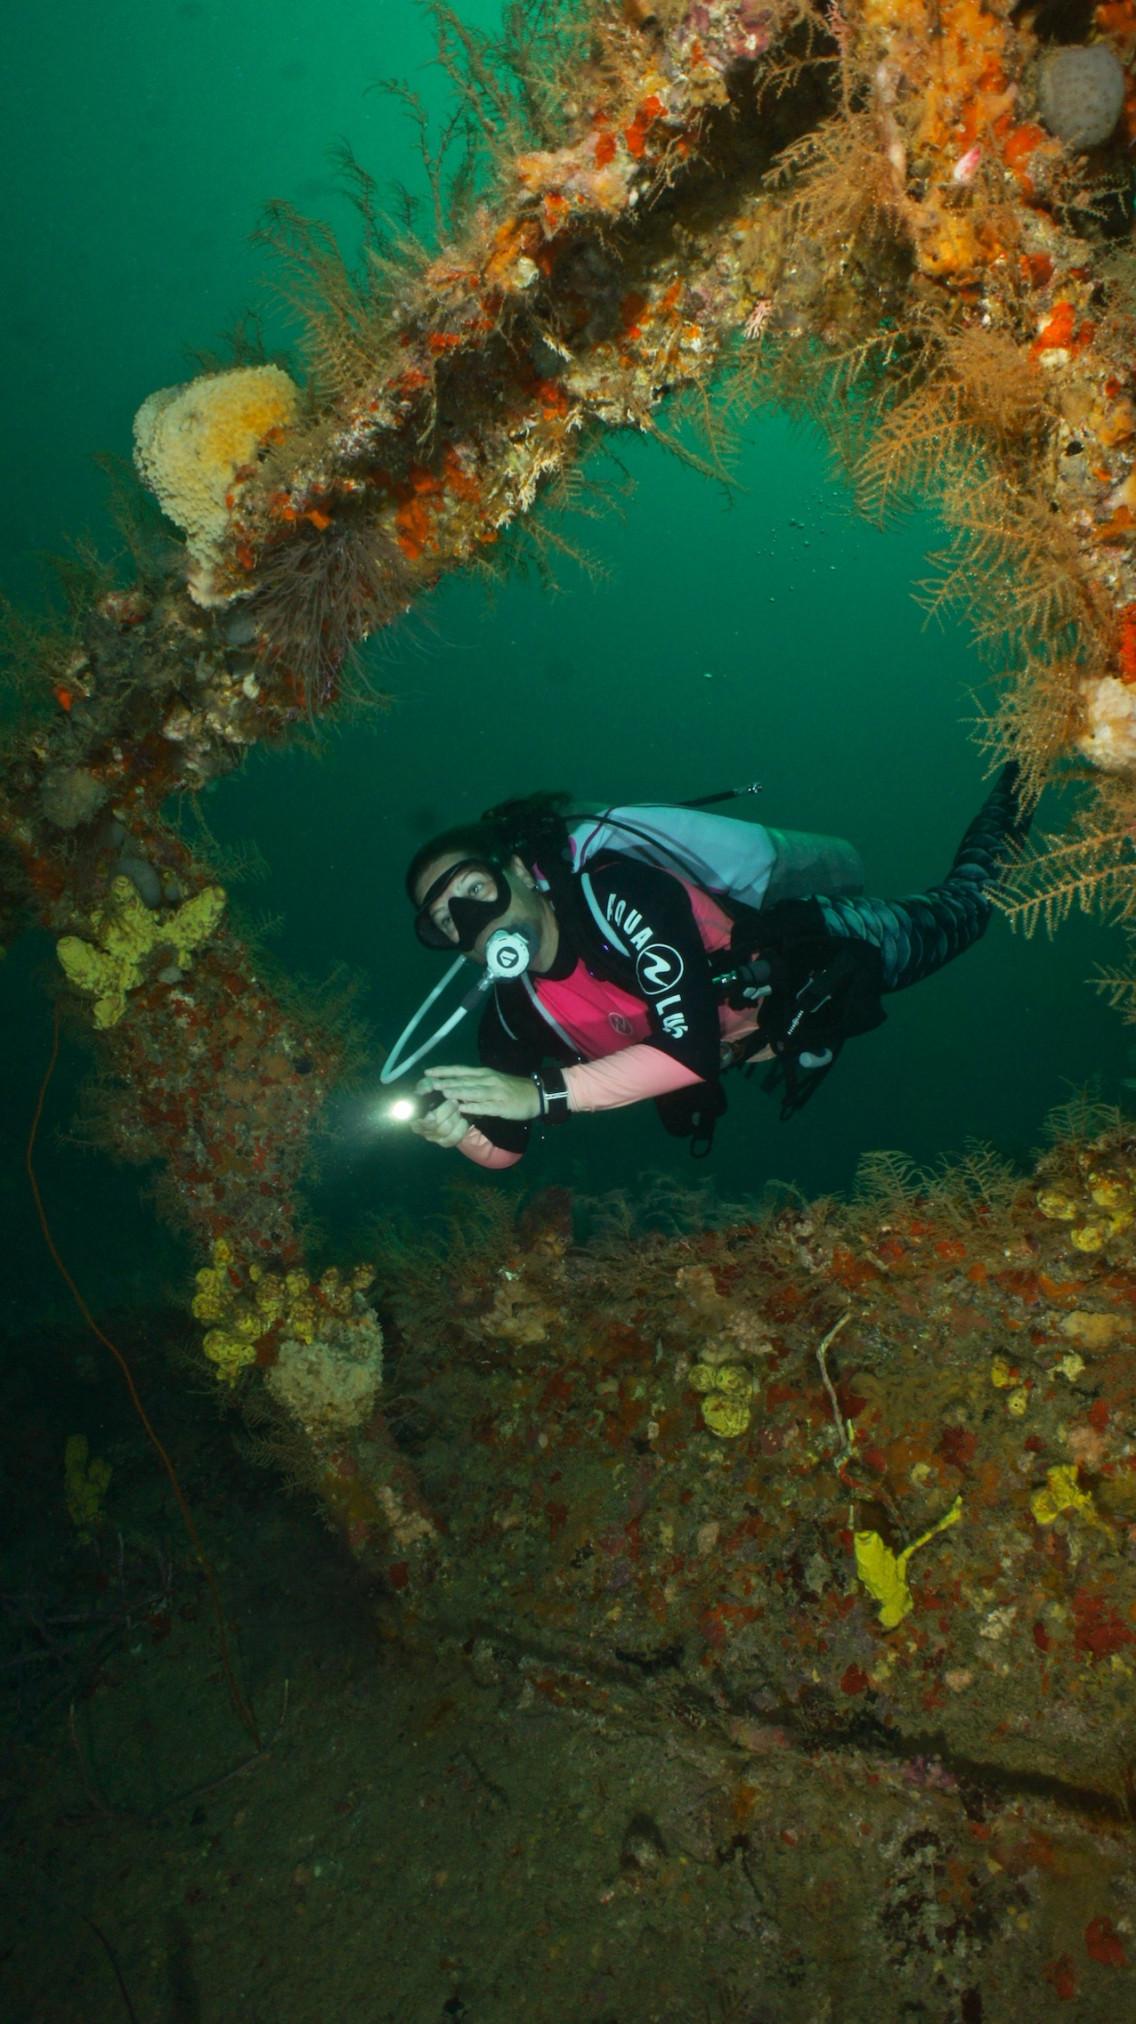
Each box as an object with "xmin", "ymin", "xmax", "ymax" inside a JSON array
[{"xmin": 133, "ymin": 364, "xmax": 299, "ymax": 602}]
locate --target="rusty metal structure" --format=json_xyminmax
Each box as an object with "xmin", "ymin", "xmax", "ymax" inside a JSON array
[
  {"xmin": 6, "ymin": 5, "xmax": 1136, "ymax": 1997},
  {"xmin": 383, "ymin": 1133, "xmax": 1136, "ymax": 2008}
]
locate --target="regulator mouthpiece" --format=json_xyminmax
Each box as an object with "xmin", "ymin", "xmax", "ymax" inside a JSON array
[{"xmin": 483, "ymin": 924, "xmax": 535, "ymax": 978}]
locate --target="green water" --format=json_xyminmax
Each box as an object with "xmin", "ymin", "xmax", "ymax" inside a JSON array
[
  {"xmin": 5, "ymin": 13, "xmax": 1136, "ymax": 2020},
  {"xmin": 1, "ymin": 0, "xmax": 1128, "ymax": 1319}
]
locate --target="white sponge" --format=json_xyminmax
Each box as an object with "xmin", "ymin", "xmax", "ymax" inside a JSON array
[{"xmin": 1038, "ymin": 44, "xmax": 1126, "ymax": 149}]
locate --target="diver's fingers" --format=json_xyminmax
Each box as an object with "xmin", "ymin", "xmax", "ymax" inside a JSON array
[
  {"xmin": 423, "ymin": 1069, "xmax": 539, "ymax": 1121},
  {"xmin": 419, "ymin": 1066, "xmax": 474, "ymax": 1093},
  {"xmin": 409, "ymin": 1094, "xmax": 470, "ymax": 1148},
  {"xmin": 414, "ymin": 1092, "xmax": 462, "ymax": 1131},
  {"xmin": 418, "ymin": 1069, "xmax": 474, "ymax": 1107},
  {"xmin": 423, "ymin": 1067, "xmax": 502, "ymax": 1103},
  {"xmin": 421, "ymin": 1071, "xmax": 487, "ymax": 1113}
]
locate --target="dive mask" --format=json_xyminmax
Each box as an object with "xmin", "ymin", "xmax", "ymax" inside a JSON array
[{"xmin": 413, "ymin": 857, "xmax": 513, "ymax": 953}]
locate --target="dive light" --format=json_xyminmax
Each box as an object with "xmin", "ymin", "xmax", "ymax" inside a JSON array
[{"xmin": 386, "ymin": 1088, "xmax": 446, "ymax": 1125}]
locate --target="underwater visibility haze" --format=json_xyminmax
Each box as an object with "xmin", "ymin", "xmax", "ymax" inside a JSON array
[{"xmin": 4, "ymin": 3, "xmax": 1136, "ymax": 2019}]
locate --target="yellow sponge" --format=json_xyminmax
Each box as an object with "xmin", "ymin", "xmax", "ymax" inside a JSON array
[
  {"xmin": 855, "ymin": 1495, "xmax": 963, "ymax": 1631},
  {"xmin": 57, "ymin": 876, "xmax": 226, "ymax": 1027}
]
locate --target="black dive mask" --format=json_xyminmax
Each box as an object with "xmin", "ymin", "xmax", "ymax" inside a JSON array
[{"xmin": 413, "ymin": 858, "xmax": 513, "ymax": 953}]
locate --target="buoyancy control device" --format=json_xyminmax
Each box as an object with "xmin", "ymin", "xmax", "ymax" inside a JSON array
[
  {"xmin": 562, "ymin": 794, "xmax": 872, "ymax": 1144},
  {"xmin": 563, "ymin": 799, "xmax": 865, "ymax": 912},
  {"xmin": 384, "ymin": 787, "xmax": 873, "ymax": 1134}
]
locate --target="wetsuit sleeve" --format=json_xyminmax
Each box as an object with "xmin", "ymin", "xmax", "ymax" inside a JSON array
[
  {"xmin": 458, "ymin": 1125, "xmax": 523, "ymax": 1169},
  {"xmin": 564, "ymin": 1049, "xmax": 703, "ymax": 1112},
  {"xmin": 586, "ymin": 858, "xmax": 722, "ymax": 1079}
]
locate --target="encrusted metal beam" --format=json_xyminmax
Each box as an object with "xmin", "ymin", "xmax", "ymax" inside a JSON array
[{"xmin": 4, "ymin": 0, "xmax": 1136, "ymax": 1577}]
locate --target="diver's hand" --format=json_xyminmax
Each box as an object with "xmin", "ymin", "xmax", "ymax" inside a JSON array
[
  {"xmin": 408, "ymin": 1087, "xmax": 472, "ymax": 1148},
  {"xmin": 420, "ymin": 1066, "xmax": 541, "ymax": 1122}
]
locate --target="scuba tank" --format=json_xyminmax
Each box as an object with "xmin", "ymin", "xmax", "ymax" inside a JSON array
[{"xmin": 565, "ymin": 800, "xmax": 864, "ymax": 912}]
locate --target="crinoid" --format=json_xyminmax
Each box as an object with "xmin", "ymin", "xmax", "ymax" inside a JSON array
[
  {"xmin": 855, "ymin": 320, "xmax": 1053, "ymax": 526},
  {"xmin": 991, "ymin": 774, "xmax": 1136, "ymax": 940},
  {"xmin": 971, "ymin": 650, "xmax": 1087, "ymax": 808},
  {"xmin": 773, "ymin": 101, "xmax": 913, "ymax": 271},
  {"xmin": 928, "ymin": 1138, "xmax": 1021, "ymax": 1231},
  {"xmin": 250, "ymin": 513, "xmax": 412, "ymax": 714},
  {"xmin": 1041, "ymin": 1085, "xmax": 1125, "ymax": 1145},
  {"xmin": 255, "ymin": 188, "xmax": 407, "ymax": 410},
  {"xmin": 1094, "ymin": 940, "xmax": 1136, "ymax": 1020},
  {"xmin": 919, "ymin": 468, "xmax": 1111, "ymax": 662},
  {"xmin": 852, "ymin": 1145, "xmax": 925, "ymax": 1214},
  {"xmin": 0, "ymin": 591, "xmax": 80, "ymax": 719}
]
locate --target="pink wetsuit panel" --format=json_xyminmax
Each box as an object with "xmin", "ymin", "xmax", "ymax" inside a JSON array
[
  {"xmin": 536, "ymin": 880, "xmax": 764, "ymax": 1113},
  {"xmin": 533, "ymin": 967, "xmax": 653, "ymax": 1057}
]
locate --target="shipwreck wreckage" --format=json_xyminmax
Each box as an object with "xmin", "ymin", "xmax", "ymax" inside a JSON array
[{"xmin": 5, "ymin": 2, "xmax": 1136, "ymax": 2002}]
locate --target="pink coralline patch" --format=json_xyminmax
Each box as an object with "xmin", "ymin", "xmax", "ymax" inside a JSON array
[
  {"xmin": 900, "ymin": 1755, "xmax": 958, "ymax": 1792},
  {"xmin": 679, "ymin": 0, "xmax": 773, "ymax": 67},
  {"xmin": 743, "ymin": 297, "xmax": 773, "ymax": 339},
  {"xmin": 951, "ymin": 142, "xmax": 984, "ymax": 184},
  {"xmin": 1067, "ymin": 1420, "xmax": 1110, "ymax": 1470},
  {"xmin": 1072, "ymin": 1588, "xmax": 1135, "ymax": 1659}
]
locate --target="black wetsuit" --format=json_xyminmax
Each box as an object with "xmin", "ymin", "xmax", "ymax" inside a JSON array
[{"xmin": 472, "ymin": 764, "xmax": 1032, "ymax": 1152}]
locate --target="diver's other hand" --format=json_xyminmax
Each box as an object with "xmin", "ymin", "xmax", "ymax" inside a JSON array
[
  {"xmin": 408, "ymin": 1085, "xmax": 471, "ymax": 1148},
  {"xmin": 420, "ymin": 1065, "xmax": 541, "ymax": 1122}
]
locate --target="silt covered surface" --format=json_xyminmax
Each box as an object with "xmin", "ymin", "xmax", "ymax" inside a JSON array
[
  {"xmin": 5, "ymin": 1121, "xmax": 1136, "ymax": 2019},
  {"xmin": 393, "ymin": 1130, "xmax": 1136, "ymax": 1801}
]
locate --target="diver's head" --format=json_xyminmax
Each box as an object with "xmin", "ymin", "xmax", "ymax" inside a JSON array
[
  {"xmin": 406, "ymin": 797, "xmax": 570, "ymax": 973},
  {"xmin": 409, "ymin": 847, "xmax": 558, "ymax": 971}
]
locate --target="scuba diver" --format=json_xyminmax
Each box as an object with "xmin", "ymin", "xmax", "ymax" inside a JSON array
[{"xmin": 388, "ymin": 768, "xmax": 1031, "ymax": 1169}]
